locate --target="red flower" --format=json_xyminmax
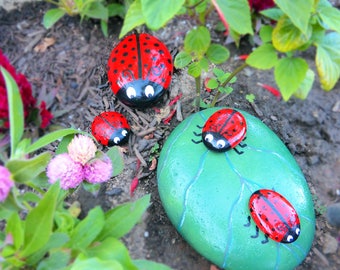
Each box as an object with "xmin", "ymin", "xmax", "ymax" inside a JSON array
[
  {"xmin": 0, "ymin": 49, "xmax": 53, "ymax": 130},
  {"xmin": 248, "ymin": 0, "xmax": 275, "ymax": 12}
]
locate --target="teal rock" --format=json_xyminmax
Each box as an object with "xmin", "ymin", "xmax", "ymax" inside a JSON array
[{"xmin": 157, "ymin": 107, "xmax": 315, "ymax": 270}]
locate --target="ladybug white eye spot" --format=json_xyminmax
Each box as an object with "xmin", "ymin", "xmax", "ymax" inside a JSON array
[
  {"xmin": 145, "ymin": 85, "xmax": 154, "ymax": 97},
  {"xmin": 126, "ymin": 87, "xmax": 137, "ymax": 99},
  {"xmin": 216, "ymin": 139, "xmax": 226, "ymax": 149},
  {"xmin": 204, "ymin": 134, "xmax": 213, "ymax": 143},
  {"xmin": 113, "ymin": 137, "xmax": 120, "ymax": 144},
  {"xmin": 121, "ymin": 130, "xmax": 128, "ymax": 137},
  {"xmin": 286, "ymin": 235, "xmax": 294, "ymax": 242},
  {"xmin": 295, "ymin": 228, "xmax": 300, "ymax": 236}
]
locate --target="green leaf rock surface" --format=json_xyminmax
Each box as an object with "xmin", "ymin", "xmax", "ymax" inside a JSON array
[{"xmin": 157, "ymin": 107, "xmax": 315, "ymax": 270}]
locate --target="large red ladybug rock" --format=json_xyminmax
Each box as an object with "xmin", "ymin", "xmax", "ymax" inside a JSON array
[
  {"xmin": 91, "ymin": 111, "xmax": 130, "ymax": 146},
  {"xmin": 248, "ymin": 189, "xmax": 301, "ymax": 244},
  {"xmin": 107, "ymin": 33, "xmax": 173, "ymax": 108}
]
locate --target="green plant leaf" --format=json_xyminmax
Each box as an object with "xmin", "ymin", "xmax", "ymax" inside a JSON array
[
  {"xmin": 315, "ymin": 32, "xmax": 340, "ymax": 91},
  {"xmin": 20, "ymin": 183, "xmax": 60, "ymax": 257},
  {"xmin": 274, "ymin": 57, "xmax": 309, "ymax": 100},
  {"xmin": 245, "ymin": 93, "xmax": 256, "ymax": 103},
  {"xmin": 260, "ymin": 7, "xmax": 283, "ymax": 21},
  {"xmin": 97, "ymin": 194, "xmax": 150, "ymax": 240},
  {"xmin": 26, "ymin": 232, "xmax": 69, "ymax": 266},
  {"xmin": 86, "ymin": 237, "xmax": 138, "ymax": 270},
  {"xmin": 55, "ymin": 134, "xmax": 74, "ymax": 155},
  {"xmin": 43, "ymin": 8, "xmax": 66, "ymax": 29},
  {"xmin": 100, "ymin": 20, "xmax": 108, "ymax": 37},
  {"xmin": 246, "ymin": 44, "xmax": 278, "ymax": 70},
  {"xmin": 6, "ymin": 152, "xmax": 51, "ymax": 183},
  {"xmin": 294, "ymin": 69, "xmax": 315, "ymax": 99},
  {"xmin": 206, "ymin": 44, "xmax": 230, "ymax": 64},
  {"xmin": 174, "ymin": 51, "xmax": 192, "ymax": 69},
  {"xmin": 106, "ymin": 146, "xmax": 124, "ymax": 177},
  {"xmin": 213, "ymin": 0, "xmax": 253, "ymax": 35},
  {"xmin": 0, "ymin": 68, "xmax": 24, "ymax": 158},
  {"xmin": 184, "ymin": 26, "xmax": 211, "ymax": 57},
  {"xmin": 259, "ymin": 25, "xmax": 273, "ymax": 43},
  {"xmin": 272, "ymin": 15, "xmax": 311, "ymax": 52},
  {"xmin": 83, "ymin": 2, "xmax": 108, "ymax": 20},
  {"xmin": 107, "ymin": 3, "xmax": 125, "ymax": 18},
  {"xmin": 206, "ymin": 78, "xmax": 219, "ymax": 89},
  {"xmin": 133, "ymin": 259, "xmax": 173, "ymax": 270},
  {"xmin": 187, "ymin": 61, "xmax": 202, "ymax": 78},
  {"xmin": 25, "ymin": 128, "xmax": 80, "ymax": 154},
  {"xmin": 317, "ymin": 6, "xmax": 340, "ymax": 34},
  {"xmin": 37, "ymin": 250, "xmax": 70, "ymax": 270},
  {"xmin": 68, "ymin": 206, "xmax": 105, "ymax": 250},
  {"xmin": 119, "ymin": 0, "xmax": 145, "ymax": 38},
  {"xmin": 71, "ymin": 257, "xmax": 123, "ymax": 270},
  {"xmin": 6, "ymin": 212, "xmax": 24, "ymax": 250},
  {"xmin": 141, "ymin": 0, "xmax": 184, "ymax": 30},
  {"xmin": 274, "ymin": 0, "xmax": 313, "ymax": 34}
]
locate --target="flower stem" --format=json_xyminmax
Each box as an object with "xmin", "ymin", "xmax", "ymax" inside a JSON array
[{"xmin": 210, "ymin": 62, "xmax": 248, "ymax": 107}]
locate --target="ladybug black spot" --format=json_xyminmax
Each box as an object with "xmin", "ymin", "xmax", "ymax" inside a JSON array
[
  {"xmin": 154, "ymin": 43, "xmax": 160, "ymax": 47},
  {"xmin": 111, "ymin": 57, "xmax": 117, "ymax": 62},
  {"xmin": 123, "ymin": 52, "xmax": 128, "ymax": 57},
  {"xmin": 158, "ymin": 50, "xmax": 164, "ymax": 54},
  {"xmin": 120, "ymin": 60, "xmax": 125, "ymax": 64},
  {"xmin": 128, "ymin": 64, "xmax": 133, "ymax": 68},
  {"xmin": 167, "ymin": 59, "xmax": 172, "ymax": 64},
  {"xmin": 115, "ymin": 49, "xmax": 119, "ymax": 54},
  {"xmin": 131, "ymin": 47, "xmax": 136, "ymax": 51},
  {"xmin": 113, "ymin": 69, "xmax": 118, "ymax": 74},
  {"xmin": 145, "ymin": 36, "xmax": 151, "ymax": 40},
  {"xmin": 161, "ymin": 78, "xmax": 165, "ymax": 82},
  {"xmin": 132, "ymin": 56, "xmax": 137, "ymax": 60},
  {"xmin": 145, "ymin": 49, "xmax": 151, "ymax": 53},
  {"xmin": 143, "ymin": 42, "xmax": 148, "ymax": 46},
  {"xmin": 128, "ymin": 38, "xmax": 133, "ymax": 41},
  {"xmin": 123, "ymin": 44, "xmax": 128, "ymax": 48},
  {"xmin": 271, "ymin": 228, "xmax": 276, "ymax": 231}
]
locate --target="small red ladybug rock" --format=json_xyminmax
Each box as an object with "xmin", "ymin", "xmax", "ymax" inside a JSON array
[
  {"xmin": 91, "ymin": 111, "xmax": 130, "ymax": 146},
  {"xmin": 192, "ymin": 108, "xmax": 247, "ymax": 153},
  {"xmin": 246, "ymin": 189, "xmax": 301, "ymax": 244},
  {"xmin": 107, "ymin": 33, "xmax": 173, "ymax": 108}
]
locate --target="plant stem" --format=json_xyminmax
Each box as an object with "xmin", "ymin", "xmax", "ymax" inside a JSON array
[
  {"xmin": 210, "ymin": 62, "xmax": 248, "ymax": 107},
  {"xmin": 195, "ymin": 75, "xmax": 201, "ymax": 111}
]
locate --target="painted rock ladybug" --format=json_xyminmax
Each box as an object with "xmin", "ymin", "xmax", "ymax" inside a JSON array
[
  {"xmin": 107, "ymin": 33, "xmax": 173, "ymax": 108},
  {"xmin": 192, "ymin": 108, "xmax": 247, "ymax": 153},
  {"xmin": 91, "ymin": 111, "xmax": 130, "ymax": 146},
  {"xmin": 248, "ymin": 189, "xmax": 301, "ymax": 244}
]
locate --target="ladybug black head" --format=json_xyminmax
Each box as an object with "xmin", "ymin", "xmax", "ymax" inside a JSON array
[
  {"xmin": 117, "ymin": 79, "xmax": 165, "ymax": 108},
  {"xmin": 282, "ymin": 224, "xmax": 300, "ymax": 244},
  {"xmin": 108, "ymin": 128, "xmax": 130, "ymax": 147},
  {"xmin": 202, "ymin": 131, "xmax": 231, "ymax": 152}
]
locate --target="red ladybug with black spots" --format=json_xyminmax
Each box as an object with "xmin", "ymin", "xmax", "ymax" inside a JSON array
[
  {"xmin": 107, "ymin": 33, "xmax": 173, "ymax": 108},
  {"xmin": 91, "ymin": 111, "xmax": 130, "ymax": 147},
  {"xmin": 192, "ymin": 108, "xmax": 247, "ymax": 153},
  {"xmin": 246, "ymin": 189, "xmax": 301, "ymax": 244}
]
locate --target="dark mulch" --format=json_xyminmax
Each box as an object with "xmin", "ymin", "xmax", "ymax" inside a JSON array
[{"xmin": 1, "ymin": 2, "xmax": 340, "ymax": 269}]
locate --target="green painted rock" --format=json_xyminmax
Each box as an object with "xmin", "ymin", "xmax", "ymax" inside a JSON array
[{"xmin": 157, "ymin": 107, "xmax": 315, "ymax": 270}]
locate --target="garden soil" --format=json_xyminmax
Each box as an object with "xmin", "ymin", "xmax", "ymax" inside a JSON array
[{"xmin": 1, "ymin": 2, "xmax": 340, "ymax": 270}]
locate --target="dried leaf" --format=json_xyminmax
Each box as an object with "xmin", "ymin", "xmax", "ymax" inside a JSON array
[{"xmin": 34, "ymin": 37, "xmax": 56, "ymax": 52}]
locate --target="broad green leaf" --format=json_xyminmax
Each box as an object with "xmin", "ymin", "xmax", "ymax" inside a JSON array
[
  {"xmin": 294, "ymin": 69, "xmax": 315, "ymax": 99},
  {"xmin": 100, "ymin": 20, "xmax": 108, "ymax": 37},
  {"xmin": 187, "ymin": 61, "xmax": 202, "ymax": 78},
  {"xmin": 43, "ymin": 8, "xmax": 66, "ymax": 29},
  {"xmin": 218, "ymin": 86, "xmax": 233, "ymax": 94},
  {"xmin": 37, "ymin": 250, "xmax": 70, "ymax": 270},
  {"xmin": 97, "ymin": 194, "xmax": 150, "ymax": 240},
  {"xmin": 184, "ymin": 26, "xmax": 211, "ymax": 57},
  {"xmin": 55, "ymin": 134, "xmax": 75, "ymax": 155},
  {"xmin": 315, "ymin": 32, "xmax": 340, "ymax": 90},
  {"xmin": 274, "ymin": 0, "xmax": 313, "ymax": 34},
  {"xmin": 259, "ymin": 25, "xmax": 273, "ymax": 43},
  {"xmin": 199, "ymin": 57, "xmax": 209, "ymax": 71},
  {"xmin": 318, "ymin": 6, "xmax": 340, "ymax": 34},
  {"xmin": 106, "ymin": 146, "xmax": 124, "ymax": 177},
  {"xmin": 206, "ymin": 78, "xmax": 219, "ymax": 89},
  {"xmin": 246, "ymin": 44, "xmax": 278, "ymax": 70},
  {"xmin": 71, "ymin": 257, "xmax": 123, "ymax": 270},
  {"xmin": 133, "ymin": 259, "xmax": 173, "ymax": 270},
  {"xmin": 274, "ymin": 57, "xmax": 309, "ymax": 100},
  {"xmin": 20, "ymin": 183, "xmax": 60, "ymax": 257},
  {"xmin": 107, "ymin": 3, "xmax": 125, "ymax": 18},
  {"xmin": 260, "ymin": 8, "xmax": 283, "ymax": 21},
  {"xmin": 212, "ymin": 68, "xmax": 225, "ymax": 78},
  {"xmin": 141, "ymin": 0, "xmax": 184, "ymax": 30},
  {"xmin": 119, "ymin": 0, "xmax": 145, "ymax": 38},
  {"xmin": 1, "ymin": 68, "xmax": 24, "ymax": 158},
  {"xmin": 25, "ymin": 128, "xmax": 80, "ymax": 154},
  {"xmin": 68, "ymin": 206, "xmax": 105, "ymax": 250},
  {"xmin": 272, "ymin": 15, "xmax": 311, "ymax": 52},
  {"xmin": 83, "ymin": 2, "xmax": 108, "ymax": 20},
  {"xmin": 174, "ymin": 51, "xmax": 192, "ymax": 69},
  {"xmin": 206, "ymin": 44, "xmax": 230, "ymax": 64},
  {"xmin": 26, "ymin": 232, "xmax": 69, "ymax": 266},
  {"xmin": 6, "ymin": 152, "xmax": 51, "ymax": 183},
  {"xmin": 86, "ymin": 237, "xmax": 137, "ymax": 270},
  {"xmin": 213, "ymin": 0, "xmax": 253, "ymax": 35},
  {"xmin": 6, "ymin": 212, "xmax": 24, "ymax": 250}
]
